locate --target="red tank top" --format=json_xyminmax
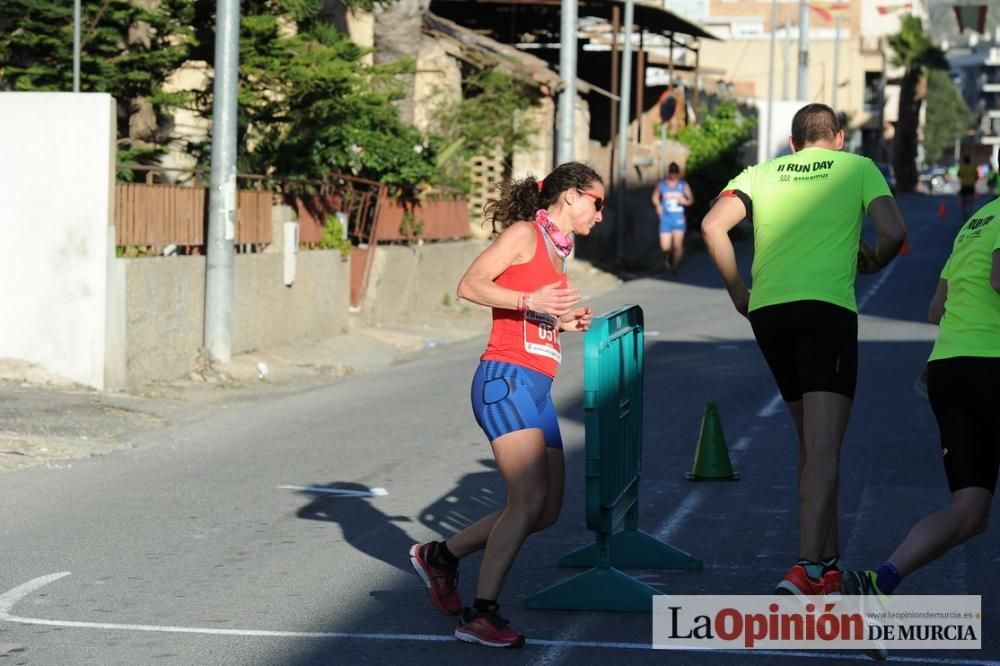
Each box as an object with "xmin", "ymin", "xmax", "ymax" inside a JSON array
[{"xmin": 482, "ymin": 224, "xmax": 569, "ymax": 378}]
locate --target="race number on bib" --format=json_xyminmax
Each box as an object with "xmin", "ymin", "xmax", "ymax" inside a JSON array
[{"xmin": 523, "ymin": 310, "xmax": 561, "ymax": 362}]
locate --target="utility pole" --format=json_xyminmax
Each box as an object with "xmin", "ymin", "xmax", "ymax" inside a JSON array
[
  {"xmin": 832, "ymin": 15, "xmax": 842, "ymax": 110},
  {"xmin": 783, "ymin": 19, "xmax": 791, "ymax": 100},
  {"xmin": 798, "ymin": 0, "xmax": 809, "ymax": 101},
  {"xmin": 73, "ymin": 0, "xmax": 81, "ymax": 92},
  {"xmin": 557, "ymin": 0, "xmax": 578, "ymax": 165},
  {"xmin": 204, "ymin": 0, "xmax": 240, "ymax": 363},
  {"xmin": 766, "ymin": 0, "xmax": 778, "ymax": 160},
  {"xmin": 615, "ymin": 0, "xmax": 635, "ymax": 263}
]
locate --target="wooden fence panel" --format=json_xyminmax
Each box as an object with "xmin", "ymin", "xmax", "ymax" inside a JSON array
[
  {"xmin": 374, "ymin": 195, "xmax": 471, "ymax": 242},
  {"xmin": 237, "ymin": 190, "xmax": 273, "ymax": 244},
  {"xmin": 293, "ymin": 194, "xmax": 334, "ymax": 246},
  {"xmin": 115, "ymin": 183, "xmax": 205, "ymax": 247},
  {"xmin": 115, "ymin": 183, "xmax": 272, "ymax": 247}
]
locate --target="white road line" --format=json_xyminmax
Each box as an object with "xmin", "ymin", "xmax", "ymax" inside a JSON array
[
  {"xmin": 857, "ymin": 258, "xmax": 899, "ymax": 312},
  {"xmin": 653, "ymin": 437, "xmax": 749, "ymax": 544},
  {"xmin": 527, "ymin": 615, "xmax": 601, "ymax": 666},
  {"xmin": 1, "ymin": 574, "xmax": 995, "ymax": 665},
  {"xmin": 653, "ymin": 489, "xmax": 706, "ymax": 542},
  {"xmin": 757, "ymin": 392, "xmax": 784, "ymax": 418},
  {"xmin": 730, "ymin": 436, "xmax": 752, "ymax": 454},
  {"xmin": 277, "ymin": 485, "xmax": 387, "ymax": 497}
]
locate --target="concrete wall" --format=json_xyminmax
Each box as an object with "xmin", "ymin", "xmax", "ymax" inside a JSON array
[
  {"xmin": 361, "ymin": 241, "xmax": 487, "ymax": 325},
  {"xmin": 232, "ymin": 251, "xmax": 350, "ymax": 353},
  {"xmin": 119, "ymin": 256, "xmax": 205, "ymax": 387},
  {"xmin": 0, "ymin": 93, "xmax": 118, "ymax": 389},
  {"xmin": 115, "ymin": 251, "xmax": 350, "ymax": 387}
]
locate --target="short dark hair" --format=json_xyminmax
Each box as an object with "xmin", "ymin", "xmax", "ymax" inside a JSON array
[
  {"xmin": 667, "ymin": 162, "xmax": 680, "ymax": 174},
  {"xmin": 790, "ymin": 103, "xmax": 840, "ymax": 149}
]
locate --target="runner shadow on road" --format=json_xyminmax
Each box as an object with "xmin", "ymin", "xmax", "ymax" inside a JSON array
[
  {"xmin": 417, "ymin": 458, "xmax": 505, "ymax": 538},
  {"xmin": 290, "ymin": 462, "xmax": 506, "ymax": 578},
  {"xmin": 295, "ymin": 482, "xmax": 415, "ymax": 576}
]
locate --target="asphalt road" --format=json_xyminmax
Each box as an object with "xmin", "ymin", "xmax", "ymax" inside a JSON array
[{"xmin": 1, "ymin": 194, "xmax": 996, "ymax": 666}]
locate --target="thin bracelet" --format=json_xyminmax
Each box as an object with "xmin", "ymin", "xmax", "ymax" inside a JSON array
[{"xmin": 522, "ymin": 292, "xmax": 533, "ymax": 312}]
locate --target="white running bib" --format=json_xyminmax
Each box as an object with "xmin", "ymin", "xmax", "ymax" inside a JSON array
[{"xmin": 523, "ymin": 310, "xmax": 561, "ymax": 362}]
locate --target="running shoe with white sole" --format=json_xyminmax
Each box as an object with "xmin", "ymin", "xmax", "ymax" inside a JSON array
[
  {"xmin": 840, "ymin": 570, "xmax": 890, "ymax": 661},
  {"xmin": 774, "ymin": 563, "xmax": 827, "ymax": 597},
  {"xmin": 454, "ymin": 607, "xmax": 525, "ymax": 648},
  {"xmin": 409, "ymin": 542, "xmax": 462, "ymax": 616}
]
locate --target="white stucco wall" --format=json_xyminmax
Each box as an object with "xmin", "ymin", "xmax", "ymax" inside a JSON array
[{"xmin": 0, "ymin": 93, "xmax": 117, "ymax": 389}]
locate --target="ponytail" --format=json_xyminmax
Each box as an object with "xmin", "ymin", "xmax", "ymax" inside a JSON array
[{"xmin": 482, "ymin": 161, "xmax": 603, "ymax": 235}]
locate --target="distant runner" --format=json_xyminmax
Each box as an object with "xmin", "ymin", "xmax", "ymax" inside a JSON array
[{"xmin": 651, "ymin": 162, "xmax": 694, "ymax": 274}]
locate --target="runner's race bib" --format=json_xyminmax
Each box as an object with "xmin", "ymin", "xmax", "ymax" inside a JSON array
[{"xmin": 523, "ymin": 310, "xmax": 561, "ymax": 362}]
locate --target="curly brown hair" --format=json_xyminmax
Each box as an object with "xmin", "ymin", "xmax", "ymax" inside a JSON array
[{"xmin": 482, "ymin": 161, "xmax": 603, "ymax": 235}]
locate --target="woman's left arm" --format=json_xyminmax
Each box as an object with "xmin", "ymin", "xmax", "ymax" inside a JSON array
[{"xmin": 559, "ymin": 306, "xmax": 593, "ymax": 333}]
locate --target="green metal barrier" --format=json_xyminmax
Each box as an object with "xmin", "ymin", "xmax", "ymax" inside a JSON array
[{"xmin": 524, "ymin": 305, "xmax": 702, "ymax": 612}]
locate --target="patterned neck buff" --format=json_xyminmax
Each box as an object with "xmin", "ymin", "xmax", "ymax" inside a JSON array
[{"xmin": 534, "ymin": 208, "xmax": 573, "ymax": 258}]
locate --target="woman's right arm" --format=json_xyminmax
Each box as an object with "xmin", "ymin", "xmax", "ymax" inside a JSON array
[
  {"xmin": 457, "ymin": 222, "xmax": 579, "ymax": 316},
  {"xmin": 457, "ymin": 222, "xmax": 533, "ymax": 311}
]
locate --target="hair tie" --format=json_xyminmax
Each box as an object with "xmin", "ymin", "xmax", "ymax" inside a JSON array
[{"xmin": 536, "ymin": 179, "xmax": 544, "ymax": 192}]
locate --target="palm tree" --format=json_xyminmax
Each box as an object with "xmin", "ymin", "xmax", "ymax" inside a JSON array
[{"xmin": 888, "ymin": 15, "xmax": 948, "ymax": 193}]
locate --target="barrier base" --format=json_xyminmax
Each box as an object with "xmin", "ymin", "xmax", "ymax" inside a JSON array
[
  {"xmin": 523, "ymin": 565, "xmax": 666, "ymax": 612},
  {"xmin": 558, "ymin": 529, "xmax": 703, "ymax": 571}
]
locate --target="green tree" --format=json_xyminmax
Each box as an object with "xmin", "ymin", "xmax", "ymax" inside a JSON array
[
  {"xmin": 887, "ymin": 15, "xmax": 948, "ymax": 192},
  {"xmin": 187, "ymin": 0, "xmax": 437, "ymax": 193},
  {"xmin": 922, "ymin": 69, "xmax": 973, "ymax": 165},
  {"xmin": 432, "ymin": 68, "xmax": 540, "ymax": 191},
  {"xmin": 0, "ymin": 0, "xmax": 196, "ymax": 164},
  {"xmin": 677, "ymin": 100, "xmax": 756, "ymax": 225}
]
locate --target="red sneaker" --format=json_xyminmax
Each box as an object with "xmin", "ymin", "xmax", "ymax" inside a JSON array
[
  {"xmin": 821, "ymin": 568, "xmax": 842, "ymax": 596},
  {"xmin": 409, "ymin": 543, "xmax": 462, "ymax": 616},
  {"xmin": 774, "ymin": 563, "xmax": 826, "ymax": 597},
  {"xmin": 454, "ymin": 608, "xmax": 525, "ymax": 648}
]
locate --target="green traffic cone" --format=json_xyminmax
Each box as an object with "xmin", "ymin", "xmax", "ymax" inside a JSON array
[{"xmin": 685, "ymin": 401, "xmax": 740, "ymax": 481}]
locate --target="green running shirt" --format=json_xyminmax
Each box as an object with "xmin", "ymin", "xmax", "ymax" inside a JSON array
[
  {"xmin": 723, "ymin": 147, "xmax": 892, "ymax": 313},
  {"xmin": 929, "ymin": 198, "xmax": 1000, "ymax": 361}
]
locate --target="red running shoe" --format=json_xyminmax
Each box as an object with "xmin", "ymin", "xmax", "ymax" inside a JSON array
[
  {"xmin": 821, "ymin": 568, "xmax": 842, "ymax": 596},
  {"xmin": 454, "ymin": 607, "xmax": 525, "ymax": 648},
  {"xmin": 774, "ymin": 563, "xmax": 826, "ymax": 597},
  {"xmin": 409, "ymin": 543, "xmax": 462, "ymax": 616}
]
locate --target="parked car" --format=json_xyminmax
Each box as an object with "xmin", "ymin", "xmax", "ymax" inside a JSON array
[{"xmin": 919, "ymin": 166, "xmax": 959, "ymax": 194}]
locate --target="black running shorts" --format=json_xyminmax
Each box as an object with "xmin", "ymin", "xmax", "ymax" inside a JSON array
[
  {"xmin": 927, "ymin": 356, "xmax": 1000, "ymax": 494},
  {"xmin": 748, "ymin": 300, "xmax": 858, "ymax": 402}
]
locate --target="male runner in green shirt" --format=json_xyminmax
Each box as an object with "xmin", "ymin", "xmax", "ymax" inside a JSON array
[
  {"xmin": 839, "ymin": 198, "xmax": 1000, "ymax": 660},
  {"xmin": 702, "ymin": 103, "xmax": 907, "ymax": 597}
]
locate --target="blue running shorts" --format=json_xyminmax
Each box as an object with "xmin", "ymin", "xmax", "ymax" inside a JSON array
[
  {"xmin": 470, "ymin": 360, "xmax": 563, "ymax": 449},
  {"xmin": 659, "ymin": 214, "xmax": 686, "ymax": 233}
]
